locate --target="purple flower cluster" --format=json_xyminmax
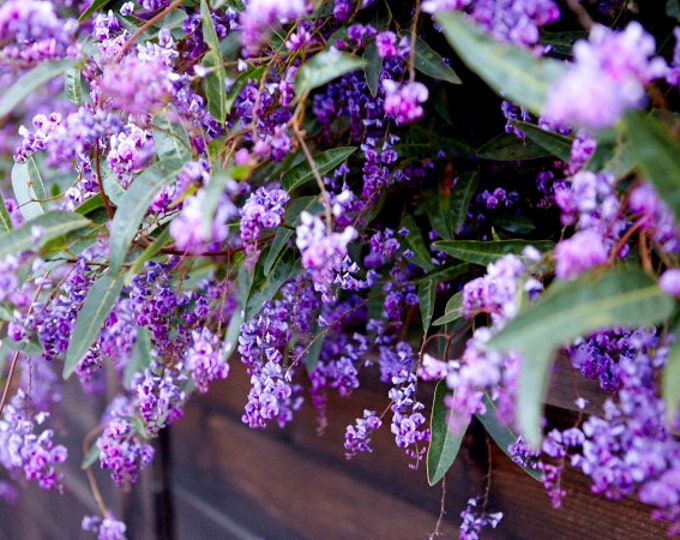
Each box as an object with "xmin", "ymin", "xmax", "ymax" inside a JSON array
[
  {"xmin": 0, "ymin": 390, "xmax": 67, "ymax": 490},
  {"xmin": 543, "ymin": 22, "xmax": 668, "ymax": 129},
  {"xmin": 82, "ymin": 514, "xmax": 127, "ymax": 540},
  {"xmin": 134, "ymin": 361, "xmax": 187, "ymax": 436},
  {"xmin": 628, "ymin": 181, "xmax": 680, "ymax": 254},
  {"xmin": 183, "ymin": 327, "xmax": 229, "ymax": 393},
  {"xmin": 382, "ymin": 80, "xmax": 429, "ymax": 125},
  {"xmin": 239, "ymin": 186, "xmax": 289, "ymax": 267},
  {"xmin": 239, "ymin": 0, "xmax": 310, "ymax": 55},
  {"xmin": 388, "ymin": 370, "xmax": 430, "ymax": 466},
  {"xmin": 344, "ymin": 409, "xmax": 382, "ymax": 458},
  {"xmin": 459, "ymin": 496, "xmax": 504, "ymax": 540}
]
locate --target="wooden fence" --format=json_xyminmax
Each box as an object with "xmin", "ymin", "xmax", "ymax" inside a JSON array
[{"xmin": 0, "ymin": 356, "xmax": 669, "ymax": 539}]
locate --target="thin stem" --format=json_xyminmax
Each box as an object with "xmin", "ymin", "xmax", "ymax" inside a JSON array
[
  {"xmin": 83, "ymin": 425, "xmax": 108, "ymax": 516},
  {"xmin": 94, "ymin": 145, "xmax": 114, "ymax": 220},
  {"xmin": 0, "ymin": 351, "xmax": 21, "ymax": 416},
  {"xmin": 408, "ymin": 0, "xmax": 422, "ymax": 83},
  {"xmin": 429, "ymin": 475, "xmax": 448, "ymax": 539}
]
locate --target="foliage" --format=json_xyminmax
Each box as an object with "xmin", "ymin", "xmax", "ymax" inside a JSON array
[{"xmin": 1, "ymin": 0, "xmax": 680, "ymax": 538}]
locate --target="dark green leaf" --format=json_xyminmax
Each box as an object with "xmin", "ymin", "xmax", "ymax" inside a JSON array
[
  {"xmin": 64, "ymin": 67, "xmax": 82, "ymax": 105},
  {"xmin": 78, "ymin": 0, "xmax": 113, "ymax": 22},
  {"xmin": 11, "ymin": 158, "xmax": 48, "ymax": 220},
  {"xmin": 418, "ymin": 278, "xmax": 436, "ymax": 333},
  {"xmin": 477, "ymin": 393, "xmax": 541, "ymax": 481},
  {"xmin": 74, "ymin": 194, "xmax": 104, "ymax": 217},
  {"xmin": 109, "ymin": 159, "xmax": 183, "ymax": 273},
  {"xmin": 450, "ymin": 171, "xmax": 478, "ymax": 234},
  {"xmin": 427, "ymin": 380, "xmax": 468, "ymax": 485},
  {"xmin": 294, "ymin": 51, "xmax": 367, "ymax": 99},
  {"xmin": 402, "ymin": 215, "xmax": 435, "ymax": 271},
  {"xmin": 539, "ymin": 30, "xmax": 588, "ymax": 56},
  {"xmin": 0, "ymin": 190, "xmax": 13, "ymax": 232},
  {"xmin": 363, "ymin": 42, "xmax": 382, "ymax": 97},
  {"xmin": 424, "ymin": 191, "xmax": 453, "ymax": 241},
  {"xmin": 668, "ymin": 0, "xmax": 680, "ymax": 21},
  {"xmin": 126, "ymin": 225, "xmax": 172, "ymax": 280},
  {"xmin": 625, "ymin": 111, "xmax": 680, "ymax": 219},
  {"xmin": 153, "ymin": 112, "xmax": 192, "ymax": 162},
  {"xmin": 663, "ymin": 317, "xmax": 680, "ymax": 424},
  {"xmin": 245, "ymin": 248, "xmax": 300, "ymax": 321},
  {"xmin": 0, "ymin": 59, "xmax": 75, "ymax": 120},
  {"xmin": 511, "ymin": 121, "xmax": 573, "ymax": 162},
  {"xmin": 281, "ymin": 147, "xmax": 357, "ymax": 192},
  {"xmin": 201, "ymin": 0, "xmax": 227, "ymax": 123},
  {"xmin": 414, "ymin": 37, "xmax": 462, "ymax": 85},
  {"xmin": 491, "ymin": 213, "xmax": 535, "ymax": 234},
  {"xmin": 435, "ymin": 11, "xmax": 564, "ymax": 116},
  {"xmin": 477, "ymin": 132, "xmax": 551, "ymax": 161},
  {"xmin": 0, "ymin": 211, "xmax": 92, "ymax": 258},
  {"xmin": 432, "ymin": 291, "xmax": 463, "ymax": 326},
  {"xmin": 489, "ymin": 267, "xmax": 676, "ymax": 447},
  {"xmin": 433, "ymin": 239, "xmax": 554, "ymax": 267},
  {"xmin": 64, "ymin": 274, "xmax": 125, "ymax": 379}
]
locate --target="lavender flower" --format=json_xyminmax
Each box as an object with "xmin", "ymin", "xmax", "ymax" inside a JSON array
[{"xmin": 382, "ymin": 80, "xmax": 429, "ymax": 125}]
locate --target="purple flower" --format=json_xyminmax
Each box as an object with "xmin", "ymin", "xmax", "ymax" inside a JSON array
[
  {"xmin": 382, "ymin": 80, "xmax": 429, "ymax": 125},
  {"xmin": 554, "ymin": 230, "xmax": 608, "ymax": 279},
  {"xmin": 660, "ymin": 269, "xmax": 680, "ymax": 296}
]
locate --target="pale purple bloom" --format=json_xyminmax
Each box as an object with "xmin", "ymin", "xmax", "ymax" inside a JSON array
[
  {"xmin": 660, "ymin": 269, "xmax": 680, "ymax": 296},
  {"xmin": 554, "ymin": 230, "xmax": 608, "ymax": 279},
  {"xmin": 382, "ymin": 80, "xmax": 429, "ymax": 125}
]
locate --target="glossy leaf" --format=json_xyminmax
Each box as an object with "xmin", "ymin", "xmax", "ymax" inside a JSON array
[
  {"xmin": 663, "ymin": 316, "xmax": 680, "ymax": 423},
  {"xmin": 294, "ymin": 51, "xmax": 367, "ymax": 99},
  {"xmin": 435, "ymin": 10, "xmax": 564, "ymax": 116},
  {"xmin": 512, "ymin": 121, "xmax": 573, "ymax": 162},
  {"xmin": 0, "ymin": 191, "xmax": 12, "ymax": 232},
  {"xmin": 489, "ymin": 267, "xmax": 676, "ymax": 447},
  {"xmin": 0, "ymin": 211, "xmax": 92, "ymax": 258},
  {"xmin": 427, "ymin": 380, "xmax": 468, "ymax": 485},
  {"xmin": 432, "ymin": 291, "xmax": 463, "ymax": 326},
  {"xmin": 245, "ymin": 248, "xmax": 300, "ymax": 321},
  {"xmin": 433, "ymin": 239, "xmax": 554, "ymax": 267},
  {"xmin": 414, "ymin": 37, "xmax": 462, "ymax": 85},
  {"xmin": 64, "ymin": 67, "xmax": 82, "ymax": 105},
  {"xmin": 64, "ymin": 274, "xmax": 125, "ymax": 379},
  {"xmin": 418, "ymin": 278, "xmax": 436, "ymax": 333},
  {"xmin": 153, "ymin": 112, "xmax": 192, "ymax": 162},
  {"xmin": 477, "ymin": 132, "xmax": 551, "ymax": 161},
  {"xmin": 363, "ymin": 42, "xmax": 382, "ymax": 97},
  {"xmin": 12, "ymin": 158, "xmax": 48, "ymax": 220},
  {"xmin": 402, "ymin": 215, "xmax": 435, "ymax": 271},
  {"xmin": 201, "ymin": 0, "xmax": 227, "ymax": 123},
  {"xmin": 109, "ymin": 159, "xmax": 184, "ymax": 273},
  {"xmin": 476, "ymin": 393, "xmax": 541, "ymax": 481},
  {"xmin": 0, "ymin": 59, "xmax": 75, "ymax": 120},
  {"xmin": 281, "ymin": 147, "xmax": 357, "ymax": 192},
  {"xmin": 625, "ymin": 111, "xmax": 680, "ymax": 219},
  {"xmin": 450, "ymin": 171, "xmax": 478, "ymax": 234}
]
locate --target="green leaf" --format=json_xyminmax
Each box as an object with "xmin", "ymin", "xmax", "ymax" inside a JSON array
[
  {"xmin": 476, "ymin": 393, "xmax": 541, "ymax": 481},
  {"xmin": 663, "ymin": 317, "xmax": 680, "ymax": 424},
  {"xmin": 225, "ymin": 65, "xmax": 267, "ymax": 113},
  {"xmin": 12, "ymin": 159, "xmax": 48, "ymax": 220},
  {"xmin": 304, "ymin": 334, "xmax": 325, "ymax": 372},
  {"xmin": 0, "ymin": 191, "xmax": 12, "ymax": 232},
  {"xmin": 81, "ymin": 444, "xmax": 101, "ymax": 470},
  {"xmin": 450, "ymin": 171, "xmax": 478, "ymax": 234},
  {"xmin": 245, "ymin": 248, "xmax": 300, "ymax": 321},
  {"xmin": 74, "ymin": 194, "xmax": 104, "ymax": 217},
  {"xmin": 477, "ymin": 132, "xmax": 551, "ymax": 161},
  {"xmin": 402, "ymin": 215, "xmax": 435, "ymax": 271},
  {"xmin": 489, "ymin": 267, "xmax": 676, "ymax": 447},
  {"xmin": 424, "ymin": 191, "xmax": 453, "ymax": 241},
  {"xmin": 64, "ymin": 67, "xmax": 82, "ymax": 105},
  {"xmin": 418, "ymin": 278, "xmax": 436, "ymax": 333},
  {"xmin": 201, "ymin": 0, "xmax": 227, "ymax": 123},
  {"xmin": 491, "ymin": 213, "xmax": 535, "ymax": 235},
  {"xmin": 511, "ymin": 121, "xmax": 573, "ymax": 162},
  {"xmin": 64, "ymin": 274, "xmax": 125, "ymax": 379},
  {"xmin": 413, "ymin": 37, "xmax": 462, "ymax": 85},
  {"xmin": 625, "ymin": 111, "xmax": 680, "ymax": 219},
  {"xmin": 435, "ymin": 11, "xmax": 564, "ymax": 116},
  {"xmin": 0, "ymin": 211, "xmax": 92, "ymax": 259},
  {"xmin": 432, "ymin": 291, "xmax": 463, "ymax": 326},
  {"xmin": 363, "ymin": 42, "xmax": 382, "ymax": 97},
  {"xmin": 125, "ymin": 225, "xmax": 172, "ymax": 281},
  {"xmin": 109, "ymin": 159, "xmax": 183, "ymax": 273},
  {"xmin": 433, "ymin": 239, "xmax": 554, "ymax": 267},
  {"xmin": 78, "ymin": 0, "xmax": 113, "ymax": 22},
  {"xmin": 539, "ymin": 30, "xmax": 588, "ymax": 56},
  {"xmin": 281, "ymin": 147, "xmax": 357, "ymax": 192},
  {"xmin": 427, "ymin": 380, "xmax": 468, "ymax": 485},
  {"xmin": 668, "ymin": 0, "xmax": 680, "ymax": 21},
  {"xmin": 0, "ymin": 59, "xmax": 75, "ymax": 120},
  {"xmin": 153, "ymin": 112, "xmax": 192, "ymax": 162},
  {"xmin": 294, "ymin": 51, "xmax": 367, "ymax": 99}
]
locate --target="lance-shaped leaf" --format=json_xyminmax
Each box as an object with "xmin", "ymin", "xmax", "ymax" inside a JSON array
[
  {"xmin": 402, "ymin": 215, "xmax": 435, "ymax": 271},
  {"xmin": 433, "ymin": 239, "xmax": 554, "ymax": 267},
  {"xmin": 64, "ymin": 67, "xmax": 82, "ymax": 105},
  {"xmin": 0, "ymin": 211, "xmax": 92, "ymax": 258},
  {"xmin": 427, "ymin": 380, "xmax": 469, "ymax": 485},
  {"xmin": 625, "ymin": 111, "xmax": 680, "ymax": 220},
  {"xmin": 477, "ymin": 132, "xmax": 551, "ymax": 161},
  {"xmin": 511, "ymin": 121, "xmax": 573, "ymax": 162},
  {"xmin": 201, "ymin": 0, "xmax": 227, "ymax": 123},
  {"xmin": 488, "ymin": 267, "xmax": 676, "ymax": 447},
  {"xmin": 363, "ymin": 42, "xmax": 382, "ymax": 97},
  {"xmin": 12, "ymin": 159, "xmax": 48, "ymax": 220},
  {"xmin": 413, "ymin": 37, "xmax": 462, "ymax": 85},
  {"xmin": 153, "ymin": 112, "xmax": 192, "ymax": 162},
  {"xmin": 435, "ymin": 11, "xmax": 564, "ymax": 116},
  {"xmin": 64, "ymin": 274, "xmax": 125, "ymax": 379},
  {"xmin": 78, "ymin": 0, "xmax": 112, "ymax": 22},
  {"xmin": 0, "ymin": 190, "xmax": 13, "ymax": 232},
  {"xmin": 245, "ymin": 248, "xmax": 300, "ymax": 321},
  {"xmin": 451, "ymin": 171, "xmax": 478, "ymax": 234},
  {"xmin": 476, "ymin": 393, "xmax": 541, "ymax": 481},
  {"xmin": 294, "ymin": 51, "xmax": 367, "ymax": 99},
  {"xmin": 0, "ymin": 59, "xmax": 75, "ymax": 120},
  {"xmin": 663, "ymin": 316, "xmax": 680, "ymax": 424},
  {"xmin": 281, "ymin": 147, "xmax": 357, "ymax": 192},
  {"xmin": 418, "ymin": 278, "xmax": 437, "ymax": 333},
  {"xmin": 109, "ymin": 159, "xmax": 183, "ymax": 273},
  {"xmin": 432, "ymin": 291, "xmax": 463, "ymax": 326}
]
